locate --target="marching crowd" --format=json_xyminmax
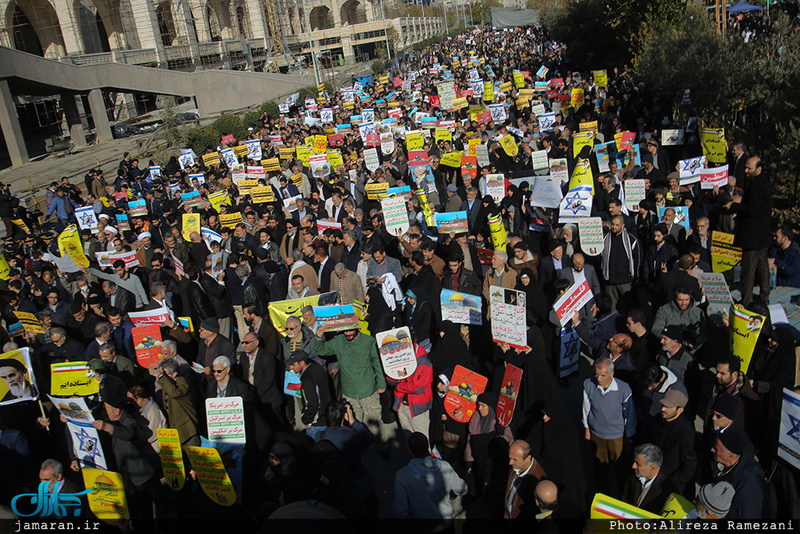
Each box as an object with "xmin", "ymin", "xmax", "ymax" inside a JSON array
[{"xmin": 0, "ymin": 24, "xmax": 798, "ymax": 533}]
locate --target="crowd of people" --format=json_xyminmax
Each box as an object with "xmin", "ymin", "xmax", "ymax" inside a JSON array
[{"xmin": 0, "ymin": 24, "xmax": 798, "ymax": 532}]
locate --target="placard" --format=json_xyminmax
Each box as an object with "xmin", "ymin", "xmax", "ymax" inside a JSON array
[
  {"xmin": 49, "ymin": 395, "xmax": 107, "ymax": 470},
  {"xmin": 185, "ymin": 446, "xmax": 237, "ymax": 506},
  {"xmin": 700, "ymin": 165, "xmax": 729, "ymax": 189},
  {"xmin": 710, "ymin": 231, "xmax": 742, "ymax": 273},
  {"xmin": 205, "ymin": 396, "xmax": 246, "ymax": 445},
  {"xmin": 181, "ymin": 191, "xmax": 202, "ymax": 210},
  {"xmin": 590, "ymin": 493, "xmax": 660, "ymax": 520},
  {"xmin": 0, "ymin": 348, "xmax": 38, "ymax": 405},
  {"xmin": 381, "ymin": 195, "xmax": 409, "ymax": 236},
  {"xmin": 365, "ymin": 182, "xmax": 389, "ymax": 200},
  {"xmin": 75, "ymin": 206, "xmax": 98, "ymax": 233},
  {"xmin": 440, "ymin": 289, "xmax": 482, "ymax": 325},
  {"xmin": 661, "ymin": 129, "xmax": 684, "ymax": 146},
  {"xmin": 95, "ymin": 250, "xmax": 139, "ymax": 269},
  {"xmin": 578, "ymin": 217, "xmax": 604, "ymax": 256},
  {"xmin": 529, "ymin": 177, "xmax": 563, "ymax": 209},
  {"xmin": 624, "ymin": 179, "xmax": 646, "ymax": 212},
  {"xmin": 778, "ymin": 388, "xmax": 800, "ymax": 471},
  {"xmin": 251, "ymin": 186, "xmax": 275, "ymax": 203},
  {"xmin": 489, "ymin": 286, "xmax": 526, "ymax": 349},
  {"xmin": 128, "ymin": 200, "xmax": 146, "ymax": 217},
  {"xmin": 182, "ymin": 213, "xmax": 201, "ymax": 241},
  {"xmin": 202, "ymin": 152, "xmax": 220, "ymax": 166},
  {"xmin": 483, "ymin": 173, "xmax": 505, "ymax": 200},
  {"xmin": 549, "ymin": 158, "xmax": 568, "ymax": 181},
  {"xmin": 364, "ymin": 148, "xmax": 380, "ymax": 172},
  {"xmin": 220, "ymin": 212, "xmax": 243, "ymax": 229},
  {"xmin": 553, "ymin": 280, "xmax": 594, "ymax": 326},
  {"xmin": 559, "ymin": 185, "xmax": 594, "ymax": 223},
  {"xmin": 435, "ymin": 211, "xmax": 469, "ymax": 234},
  {"xmin": 14, "ymin": 311, "xmax": 44, "ymax": 334},
  {"xmin": 444, "ymin": 365, "xmax": 488, "ymax": 423},
  {"xmin": 658, "ymin": 206, "xmax": 690, "ymax": 232},
  {"xmin": 132, "ymin": 324, "xmax": 162, "ymax": 368},
  {"xmin": 476, "ymin": 144, "xmax": 490, "ymax": 167},
  {"xmin": 128, "ymin": 307, "xmax": 171, "ymax": 327},
  {"xmin": 701, "ymin": 128, "xmax": 727, "ymax": 165},
  {"xmin": 376, "ymin": 327, "xmax": 418, "ymax": 380},
  {"xmin": 157, "ymin": 428, "xmax": 185, "ymax": 491},
  {"xmin": 731, "ymin": 306, "xmax": 764, "ymax": 374},
  {"xmin": 50, "ymin": 361, "xmax": 99, "ymax": 396},
  {"xmin": 82, "ymin": 467, "xmax": 129, "ymax": 523},
  {"xmin": 558, "ymin": 327, "xmax": 580, "ymax": 378},
  {"xmin": 313, "ymin": 305, "xmax": 360, "ymax": 332},
  {"xmin": 496, "ymin": 363, "xmax": 522, "ymax": 427},
  {"xmin": 698, "ymin": 272, "xmax": 733, "ymax": 312}
]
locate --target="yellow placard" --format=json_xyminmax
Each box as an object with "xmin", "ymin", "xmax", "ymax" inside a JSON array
[
  {"xmin": 185, "ymin": 446, "xmax": 236, "ymax": 506},
  {"xmin": 251, "ymin": 186, "xmax": 275, "ymax": 204},
  {"xmin": 220, "ymin": 212, "xmax": 243, "ymax": 229},
  {"xmin": 453, "ymin": 97, "xmax": 468, "ymax": 110},
  {"xmin": 435, "ymin": 127, "xmax": 453, "ymax": 143},
  {"xmin": 296, "ymin": 146, "xmax": 311, "ymax": 167},
  {"xmin": 157, "ymin": 428, "xmax": 186, "ymax": 491},
  {"xmin": 569, "ymin": 159, "xmax": 594, "ymax": 194},
  {"xmin": 379, "ymin": 75, "xmax": 389, "ymax": 85},
  {"xmin": 313, "ymin": 135, "xmax": 327, "ymax": 155},
  {"xmin": 488, "ymin": 213, "xmax": 507, "ymax": 251},
  {"xmin": 519, "ymin": 88, "xmax": 533, "ymax": 101},
  {"xmin": 202, "ymin": 152, "xmax": 220, "ymax": 166},
  {"xmin": 661, "ymin": 493, "xmax": 693, "ymax": 520},
  {"xmin": 592, "ymin": 69, "xmax": 608, "ymax": 87},
  {"xmin": 57, "ymin": 225, "xmax": 89, "ymax": 268},
  {"xmin": 182, "ymin": 213, "xmax": 200, "ymax": 241},
  {"xmin": 290, "ymin": 173, "xmax": 303, "ymax": 189},
  {"xmin": 571, "ymin": 88, "xmax": 584, "ymax": 109},
  {"xmin": 304, "ymin": 136, "xmax": 314, "ymax": 148},
  {"xmin": 343, "ymin": 101, "xmax": 355, "ymax": 110},
  {"xmin": 262, "ymin": 158, "xmax": 280, "ymax": 172},
  {"xmin": 513, "ymin": 71, "xmax": 524, "ymax": 88},
  {"xmin": 12, "ymin": 219, "xmax": 29, "ymax": 233},
  {"xmin": 317, "ymin": 83, "xmax": 325, "ymax": 92},
  {"xmin": 279, "ymin": 147, "xmax": 294, "ymax": 160},
  {"xmin": 235, "ymin": 180, "xmax": 257, "ymax": 196},
  {"xmin": 711, "ymin": 231, "xmax": 742, "ymax": 272},
  {"xmin": 500, "ymin": 81, "xmax": 512, "ymax": 92},
  {"xmin": 572, "ymin": 132, "xmax": 594, "ymax": 155},
  {"xmin": 499, "ymin": 134, "xmax": 519, "ymax": 157},
  {"xmin": 316, "ymin": 96, "xmax": 327, "ymax": 105},
  {"xmin": 388, "ymin": 101, "xmax": 400, "ymax": 109},
  {"xmin": 232, "ymin": 145, "xmax": 249, "ymax": 158},
  {"xmin": 327, "ymin": 151, "xmax": 344, "ymax": 168},
  {"xmin": 515, "ymin": 97, "xmax": 530, "ymax": 110},
  {"xmin": 483, "ymin": 82, "xmax": 494, "ymax": 102},
  {"xmin": 14, "ymin": 311, "xmax": 44, "ymax": 334},
  {"xmin": 50, "ymin": 361, "xmax": 99, "ymax": 396},
  {"xmin": 177, "ymin": 316, "xmax": 194, "ymax": 332},
  {"xmin": 579, "ymin": 121, "xmax": 598, "ymax": 133},
  {"xmin": 731, "ymin": 306, "xmax": 765, "ymax": 374},
  {"xmin": 415, "ymin": 189, "xmax": 435, "ymax": 227},
  {"xmin": 208, "ymin": 190, "xmax": 230, "ymax": 213},
  {"xmin": 440, "ymin": 151, "xmax": 463, "ymax": 167},
  {"xmin": 701, "ymin": 128, "xmax": 727, "ymax": 165},
  {"xmin": 406, "ymin": 131, "xmax": 425, "ymax": 151},
  {"xmin": 82, "ymin": 467, "xmax": 129, "ymax": 523},
  {"xmin": 469, "ymin": 105, "xmax": 484, "ymax": 122},
  {"xmin": 0, "ymin": 254, "xmax": 9, "ymax": 281},
  {"xmin": 268, "ymin": 293, "xmax": 326, "ymax": 335},
  {"xmin": 365, "ymin": 182, "xmax": 389, "ymax": 200},
  {"xmin": 590, "ymin": 493, "xmax": 660, "ymax": 520},
  {"xmin": 468, "ymin": 138, "xmax": 480, "ymax": 157}
]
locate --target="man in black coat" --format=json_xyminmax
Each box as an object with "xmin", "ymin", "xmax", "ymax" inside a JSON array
[
  {"xmin": 654, "ymin": 390, "xmax": 697, "ymax": 494},
  {"xmin": 178, "ymin": 266, "xmax": 213, "ymax": 330},
  {"xmin": 314, "ymin": 246, "xmax": 335, "ymax": 293},
  {"xmin": 197, "ymin": 317, "xmax": 236, "ymax": 372},
  {"xmin": 263, "ymin": 261, "xmax": 289, "ymax": 303},
  {"xmin": 653, "ymin": 254, "xmax": 702, "ymax": 308},
  {"xmin": 539, "ymin": 241, "xmax": 572, "ymax": 301},
  {"xmin": 712, "ymin": 431, "xmax": 766, "ymax": 519},
  {"xmin": 200, "ymin": 262, "xmax": 234, "ymax": 341},
  {"xmin": 724, "ymin": 157, "xmax": 772, "ymax": 306},
  {"xmin": 623, "ymin": 443, "xmax": 675, "ymax": 514},
  {"xmin": 236, "ymin": 263, "xmax": 269, "ymax": 318},
  {"xmin": 101, "ymin": 280, "xmax": 135, "ymax": 317},
  {"xmin": 238, "ymin": 332, "xmax": 283, "ymax": 426}
]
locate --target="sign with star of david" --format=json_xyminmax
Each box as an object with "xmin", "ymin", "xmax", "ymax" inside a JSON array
[
  {"xmin": 558, "ymin": 185, "xmax": 593, "ymax": 223},
  {"xmin": 778, "ymin": 388, "xmax": 800, "ymax": 470}
]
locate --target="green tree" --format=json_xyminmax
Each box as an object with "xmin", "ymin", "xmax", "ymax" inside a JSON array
[
  {"xmin": 185, "ymin": 127, "xmax": 219, "ymax": 155},
  {"xmin": 471, "ymin": 0, "xmax": 501, "ymax": 25},
  {"xmin": 210, "ymin": 114, "xmax": 246, "ymax": 141}
]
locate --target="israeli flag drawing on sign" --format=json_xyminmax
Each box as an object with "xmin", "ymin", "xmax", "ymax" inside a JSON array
[
  {"xmin": 489, "ymin": 104, "xmax": 507, "ymax": 123},
  {"xmin": 559, "ymin": 185, "xmax": 593, "ymax": 223}
]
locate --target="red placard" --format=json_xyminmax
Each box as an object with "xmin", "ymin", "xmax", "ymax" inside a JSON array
[
  {"xmin": 443, "ymin": 365, "xmax": 488, "ymax": 423},
  {"xmin": 429, "ymin": 95, "xmax": 441, "ymax": 109},
  {"xmin": 496, "ymin": 364, "xmax": 523, "ymax": 427},
  {"xmin": 132, "ymin": 324, "xmax": 163, "ymax": 368}
]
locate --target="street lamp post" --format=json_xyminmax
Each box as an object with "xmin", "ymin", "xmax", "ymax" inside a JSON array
[
  {"xmin": 380, "ymin": 0, "xmax": 392, "ymax": 61},
  {"xmin": 301, "ymin": 0, "xmax": 321, "ymax": 85}
]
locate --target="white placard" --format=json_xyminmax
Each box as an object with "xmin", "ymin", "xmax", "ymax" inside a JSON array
[
  {"xmin": 489, "ymin": 286, "xmax": 526, "ymax": 349},
  {"xmin": 375, "ymin": 327, "xmax": 418, "ymax": 380}
]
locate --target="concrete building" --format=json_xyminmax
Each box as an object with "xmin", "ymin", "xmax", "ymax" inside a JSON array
[{"xmin": 0, "ymin": 0, "xmax": 443, "ymax": 167}]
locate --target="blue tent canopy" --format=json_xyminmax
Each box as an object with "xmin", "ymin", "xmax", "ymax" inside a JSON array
[{"xmin": 728, "ymin": 0, "xmax": 762, "ymax": 13}]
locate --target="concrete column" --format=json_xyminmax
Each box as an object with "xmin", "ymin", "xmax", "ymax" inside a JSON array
[
  {"xmin": 190, "ymin": 1, "xmax": 212, "ymax": 42},
  {"xmin": 87, "ymin": 89, "xmax": 112, "ymax": 144},
  {"xmin": 244, "ymin": 0, "xmax": 268, "ymax": 41},
  {"xmin": 341, "ymin": 34, "xmax": 355, "ymax": 64},
  {"xmin": 0, "ymin": 81, "xmax": 28, "ymax": 166},
  {"xmin": 331, "ymin": 0, "xmax": 341, "ymax": 27},
  {"xmin": 61, "ymin": 93, "xmax": 87, "ymax": 148},
  {"xmin": 174, "ymin": 0, "xmax": 201, "ymax": 66},
  {"xmin": 51, "ymin": 0, "xmax": 86, "ymax": 55},
  {"xmin": 130, "ymin": 0, "xmax": 166, "ymax": 65}
]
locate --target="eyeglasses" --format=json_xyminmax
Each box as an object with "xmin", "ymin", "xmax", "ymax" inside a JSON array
[
  {"xmin": 212, "ymin": 369, "xmax": 226, "ymax": 374},
  {"xmin": 243, "ymin": 340, "xmax": 257, "ymax": 344}
]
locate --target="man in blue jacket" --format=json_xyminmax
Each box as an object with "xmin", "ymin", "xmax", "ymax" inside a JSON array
[{"xmin": 769, "ymin": 226, "xmax": 800, "ymax": 288}]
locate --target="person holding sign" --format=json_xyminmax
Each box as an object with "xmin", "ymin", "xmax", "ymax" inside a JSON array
[
  {"xmin": 151, "ymin": 358, "xmax": 200, "ymax": 446},
  {"xmin": 388, "ymin": 342, "xmax": 433, "ymax": 439}
]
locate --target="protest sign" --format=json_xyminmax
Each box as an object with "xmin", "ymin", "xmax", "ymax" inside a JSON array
[
  {"xmin": 592, "ymin": 69, "xmax": 608, "ymax": 87},
  {"xmin": 376, "ymin": 327, "xmax": 418, "ymax": 380},
  {"xmin": 251, "ymin": 186, "xmax": 275, "ymax": 204},
  {"xmin": 365, "ymin": 182, "xmax": 389, "ymax": 200},
  {"xmin": 208, "ymin": 190, "xmax": 230, "ymax": 212},
  {"xmin": 569, "ymin": 159, "xmax": 594, "ymax": 193},
  {"xmin": 82, "ymin": 468, "xmax": 129, "ymax": 524},
  {"xmin": 435, "ymin": 211, "xmax": 469, "ymax": 234},
  {"xmin": 309, "ymin": 154, "xmax": 332, "ymax": 179},
  {"xmin": 529, "ymin": 178, "xmax": 563, "ymax": 209},
  {"xmin": 578, "ymin": 217, "xmax": 604, "ymax": 256},
  {"xmin": 558, "ymin": 327, "xmax": 580, "ymax": 378},
  {"xmin": 444, "ymin": 365, "xmax": 488, "ymax": 423},
  {"xmin": 483, "ymin": 173, "xmax": 505, "ymax": 200},
  {"xmin": 489, "ymin": 104, "xmax": 507, "ymax": 123},
  {"xmin": 572, "ymin": 132, "xmax": 593, "ymax": 155},
  {"xmin": 549, "ymin": 158, "xmax": 569, "ymax": 182},
  {"xmin": 185, "ymin": 446, "xmax": 237, "ymax": 506},
  {"xmin": 58, "ymin": 225, "xmax": 89, "ymax": 268},
  {"xmin": 624, "ymin": 179, "xmax": 646, "ymax": 211},
  {"xmin": 220, "ymin": 212, "xmax": 244, "ymax": 229},
  {"xmin": 182, "ymin": 213, "xmax": 201, "ymax": 241},
  {"xmin": 364, "ymin": 148, "xmax": 380, "ymax": 171},
  {"xmin": 476, "ymin": 144, "xmax": 490, "ymax": 167},
  {"xmin": 50, "ymin": 361, "xmax": 99, "ymax": 396},
  {"xmin": 711, "ymin": 231, "xmax": 742, "ymax": 273},
  {"xmin": 559, "ymin": 185, "xmax": 594, "ymax": 223},
  {"xmin": 496, "ymin": 364, "xmax": 522, "ymax": 427},
  {"xmin": 75, "ymin": 206, "xmax": 98, "ymax": 233},
  {"xmin": 489, "ymin": 286, "xmax": 526, "ymax": 349},
  {"xmin": 49, "ymin": 395, "xmax": 107, "ymax": 469},
  {"xmin": 658, "ymin": 206, "xmax": 690, "ymax": 232},
  {"xmin": 531, "ymin": 149, "xmax": 549, "ymax": 170},
  {"xmin": 181, "ymin": 191, "xmax": 202, "ymax": 209},
  {"xmin": 700, "ymin": 165, "xmax": 729, "ymax": 189},
  {"xmin": 440, "ymin": 289, "xmax": 482, "ymax": 325},
  {"xmin": 245, "ymin": 165, "xmax": 265, "ymax": 180},
  {"xmin": 205, "ymin": 397, "xmax": 246, "ymax": 445},
  {"xmin": 202, "ymin": 152, "xmax": 220, "ymax": 166},
  {"xmin": 553, "ymin": 280, "xmax": 594, "ymax": 326},
  {"xmin": 698, "ymin": 272, "xmax": 733, "ymax": 313},
  {"xmin": 313, "ymin": 305, "xmax": 360, "ymax": 333},
  {"xmin": 662, "ymin": 129, "xmax": 684, "ymax": 146},
  {"xmin": 499, "ymin": 134, "xmax": 518, "ymax": 157},
  {"xmin": 381, "ymin": 195, "xmax": 409, "ymax": 236},
  {"xmin": 284, "ymin": 371, "xmax": 302, "ymax": 397},
  {"xmin": 731, "ymin": 306, "xmax": 765, "ymax": 374},
  {"xmin": 778, "ymin": 388, "xmax": 800, "ymax": 471},
  {"xmin": 14, "ymin": 311, "xmax": 44, "ymax": 334},
  {"xmin": 132, "ymin": 324, "xmax": 162, "ymax": 368},
  {"xmin": 701, "ymin": 128, "xmax": 727, "ymax": 164},
  {"xmin": 488, "ymin": 213, "xmax": 507, "ymax": 252},
  {"xmin": 128, "ymin": 200, "xmax": 147, "ymax": 217},
  {"xmin": 316, "ymin": 221, "xmax": 342, "ymax": 235},
  {"xmin": 590, "ymin": 493, "xmax": 660, "ymax": 520},
  {"xmin": 116, "ymin": 213, "xmax": 130, "ymax": 231},
  {"xmin": 128, "ymin": 307, "xmax": 171, "ymax": 327},
  {"xmin": 95, "ymin": 250, "xmax": 139, "ymax": 269},
  {"xmin": 171, "ymin": 253, "xmax": 184, "ymax": 277},
  {"xmin": 0, "ymin": 348, "xmax": 38, "ymax": 405},
  {"xmin": 157, "ymin": 429, "xmax": 185, "ymax": 491}
]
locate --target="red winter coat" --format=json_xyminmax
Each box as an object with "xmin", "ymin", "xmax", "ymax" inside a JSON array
[{"xmin": 390, "ymin": 344, "xmax": 433, "ymax": 417}]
